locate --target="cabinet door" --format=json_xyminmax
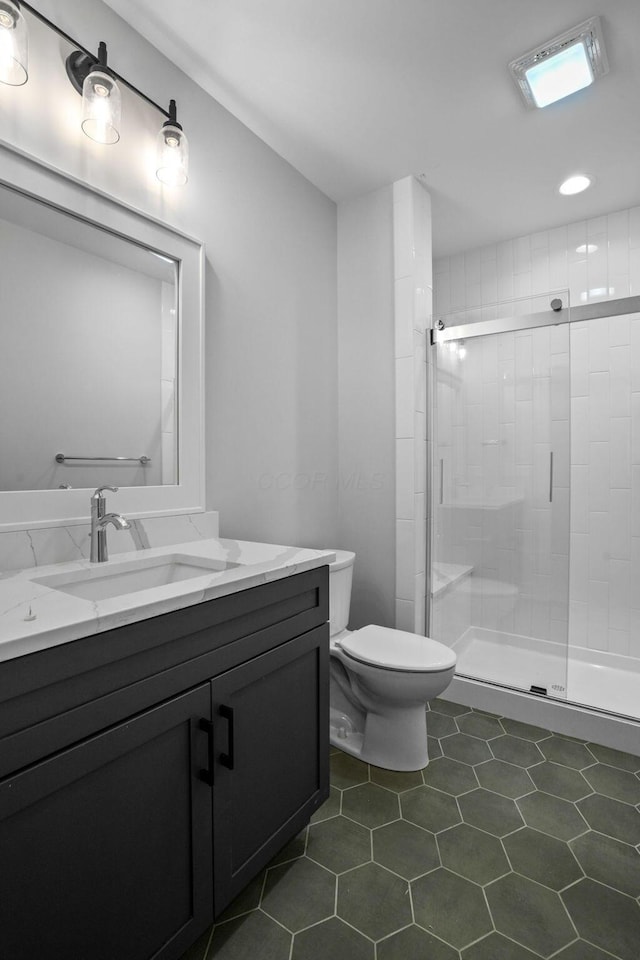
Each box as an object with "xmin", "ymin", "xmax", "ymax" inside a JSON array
[
  {"xmin": 212, "ymin": 625, "xmax": 329, "ymax": 914},
  {"xmin": 0, "ymin": 685, "xmax": 214, "ymax": 960}
]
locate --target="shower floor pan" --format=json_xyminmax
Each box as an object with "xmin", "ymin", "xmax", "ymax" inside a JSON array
[{"xmin": 453, "ymin": 627, "xmax": 640, "ymax": 720}]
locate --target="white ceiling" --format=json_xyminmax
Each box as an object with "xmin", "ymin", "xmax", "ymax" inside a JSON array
[{"xmin": 104, "ymin": 0, "xmax": 640, "ymax": 257}]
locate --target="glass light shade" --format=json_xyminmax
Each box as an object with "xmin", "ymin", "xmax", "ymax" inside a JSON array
[
  {"xmin": 0, "ymin": 0, "xmax": 28, "ymax": 86},
  {"xmin": 81, "ymin": 69, "xmax": 121, "ymax": 144},
  {"xmin": 525, "ymin": 42, "xmax": 593, "ymax": 108},
  {"xmin": 156, "ymin": 124, "xmax": 189, "ymax": 186}
]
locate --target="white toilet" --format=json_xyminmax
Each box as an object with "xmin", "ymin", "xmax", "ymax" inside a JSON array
[{"xmin": 329, "ymin": 550, "xmax": 456, "ymax": 771}]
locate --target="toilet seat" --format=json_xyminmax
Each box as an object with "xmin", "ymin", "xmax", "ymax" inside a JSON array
[{"xmin": 339, "ymin": 625, "xmax": 456, "ymax": 673}]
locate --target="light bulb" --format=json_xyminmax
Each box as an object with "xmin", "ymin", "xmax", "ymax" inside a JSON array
[
  {"xmin": 0, "ymin": 0, "xmax": 27, "ymax": 86},
  {"xmin": 156, "ymin": 105, "xmax": 189, "ymax": 186},
  {"xmin": 81, "ymin": 68, "xmax": 121, "ymax": 144}
]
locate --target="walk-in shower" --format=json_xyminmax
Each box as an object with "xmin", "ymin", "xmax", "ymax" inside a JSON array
[{"xmin": 429, "ymin": 293, "xmax": 640, "ymax": 733}]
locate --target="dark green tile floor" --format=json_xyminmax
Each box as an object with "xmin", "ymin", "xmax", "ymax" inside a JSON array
[{"xmin": 181, "ymin": 701, "xmax": 640, "ymax": 960}]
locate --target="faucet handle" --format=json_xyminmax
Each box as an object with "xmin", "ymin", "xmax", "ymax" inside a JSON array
[{"xmin": 92, "ymin": 485, "xmax": 118, "ymax": 500}]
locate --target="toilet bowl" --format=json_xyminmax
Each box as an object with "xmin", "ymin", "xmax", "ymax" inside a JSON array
[{"xmin": 329, "ymin": 550, "xmax": 456, "ymax": 771}]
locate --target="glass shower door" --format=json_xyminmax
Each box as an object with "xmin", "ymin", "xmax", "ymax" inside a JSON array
[{"xmin": 431, "ymin": 323, "xmax": 571, "ymax": 698}]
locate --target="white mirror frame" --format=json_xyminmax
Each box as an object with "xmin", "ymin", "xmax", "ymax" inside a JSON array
[{"xmin": 0, "ymin": 143, "xmax": 205, "ymax": 531}]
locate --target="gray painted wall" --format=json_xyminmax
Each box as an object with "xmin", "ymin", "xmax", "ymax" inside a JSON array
[
  {"xmin": 2, "ymin": 0, "xmax": 338, "ymax": 549},
  {"xmin": 337, "ymin": 187, "xmax": 396, "ymax": 629}
]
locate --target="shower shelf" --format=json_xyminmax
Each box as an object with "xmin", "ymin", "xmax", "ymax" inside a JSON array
[{"xmin": 431, "ymin": 562, "xmax": 474, "ymax": 599}]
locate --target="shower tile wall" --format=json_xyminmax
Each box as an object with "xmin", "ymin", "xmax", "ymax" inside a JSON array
[
  {"xmin": 570, "ymin": 314, "xmax": 640, "ymax": 658},
  {"xmin": 393, "ymin": 177, "xmax": 432, "ymax": 636},
  {"xmin": 433, "ymin": 204, "xmax": 640, "ymax": 662},
  {"xmin": 434, "ymin": 206, "xmax": 640, "ymax": 320}
]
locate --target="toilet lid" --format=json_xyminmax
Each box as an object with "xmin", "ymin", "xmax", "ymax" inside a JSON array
[{"xmin": 340, "ymin": 625, "xmax": 457, "ymax": 672}]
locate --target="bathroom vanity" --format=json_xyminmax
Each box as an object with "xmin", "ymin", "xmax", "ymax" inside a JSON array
[
  {"xmin": 0, "ymin": 543, "xmax": 331, "ymax": 960},
  {"xmin": 0, "ymin": 132, "xmax": 334, "ymax": 960}
]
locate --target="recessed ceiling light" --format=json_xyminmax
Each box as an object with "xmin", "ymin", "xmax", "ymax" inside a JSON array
[
  {"xmin": 509, "ymin": 17, "xmax": 608, "ymax": 109},
  {"xmin": 559, "ymin": 174, "xmax": 592, "ymax": 196},
  {"xmin": 576, "ymin": 243, "xmax": 598, "ymax": 254}
]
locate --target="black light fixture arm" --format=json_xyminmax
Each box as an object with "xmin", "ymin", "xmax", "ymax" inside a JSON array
[
  {"xmin": 164, "ymin": 99, "xmax": 183, "ymax": 131},
  {"xmin": 19, "ymin": 0, "xmax": 171, "ymax": 120},
  {"xmin": 95, "ymin": 39, "xmax": 107, "ymax": 70}
]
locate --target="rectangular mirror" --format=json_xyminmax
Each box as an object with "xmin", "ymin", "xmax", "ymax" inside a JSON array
[
  {"xmin": 0, "ymin": 145, "xmax": 204, "ymax": 530},
  {"xmin": 0, "ymin": 182, "xmax": 179, "ymax": 491}
]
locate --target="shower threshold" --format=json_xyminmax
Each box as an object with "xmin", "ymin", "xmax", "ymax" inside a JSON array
[{"xmin": 453, "ymin": 627, "xmax": 640, "ymax": 720}]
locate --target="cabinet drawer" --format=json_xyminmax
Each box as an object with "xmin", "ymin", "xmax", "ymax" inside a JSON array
[{"xmin": 0, "ymin": 566, "xmax": 329, "ymax": 778}]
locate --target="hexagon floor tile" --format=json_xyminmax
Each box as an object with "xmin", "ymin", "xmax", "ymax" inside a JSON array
[
  {"xmin": 442, "ymin": 732, "xmax": 492, "ymax": 765},
  {"xmin": 372, "ymin": 818, "xmax": 439, "ymax": 880},
  {"xmin": 570, "ymin": 830, "xmax": 640, "ymax": 898},
  {"xmin": 178, "ymin": 705, "xmax": 640, "ymax": 960},
  {"xmin": 377, "ymin": 924, "xmax": 458, "ymax": 960},
  {"xmin": 538, "ymin": 736, "xmax": 596, "ymax": 770},
  {"xmin": 583, "ymin": 763, "xmax": 640, "ymax": 805},
  {"xmin": 341, "ymin": 781, "xmax": 400, "ymax": 828},
  {"xmin": 306, "ymin": 815, "xmax": 371, "ymax": 873},
  {"xmin": 338, "ymin": 862, "xmax": 412, "ymax": 941},
  {"xmin": 422, "ymin": 756, "xmax": 478, "ymax": 795},
  {"xmin": 401, "ymin": 784, "xmax": 462, "ymax": 832},
  {"xmin": 292, "ymin": 917, "xmax": 374, "ymax": 960},
  {"xmin": 438, "ymin": 822, "xmax": 510, "ymax": 885},
  {"xmin": 261, "ymin": 857, "xmax": 335, "ymax": 931},
  {"xmin": 412, "ymin": 867, "xmax": 493, "ymax": 949},
  {"xmin": 529, "ymin": 761, "xmax": 592, "ymax": 801},
  {"xmin": 517, "ymin": 790, "xmax": 589, "ymax": 841},
  {"xmin": 576, "ymin": 793, "xmax": 640, "ymax": 846},
  {"xmin": 458, "ymin": 788, "xmax": 524, "ymax": 836},
  {"xmin": 475, "ymin": 758, "xmax": 535, "ymax": 798},
  {"xmin": 490, "ymin": 734, "xmax": 544, "ymax": 768},
  {"xmin": 486, "ymin": 873, "xmax": 576, "ymax": 957},
  {"xmin": 503, "ymin": 827, "xmax": 583, "ymax": 891},
  {"xmin": 562, "ymin": 879, "xmax": 640, "ymax": 960}
]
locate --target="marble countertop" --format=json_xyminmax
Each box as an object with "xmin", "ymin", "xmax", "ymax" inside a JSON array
[{"xmin": 0, "ymin": 539, "xmax": 335, "ymax": 663}]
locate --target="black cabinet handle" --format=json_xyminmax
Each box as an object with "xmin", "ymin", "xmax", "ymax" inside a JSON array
[
  {"xmin": 219, "ymin": 705, "xmax": 235, "ymax": 770},
  {"xmin": 198, "ymin": 718, "xmax": 214, "ymax": 785}
]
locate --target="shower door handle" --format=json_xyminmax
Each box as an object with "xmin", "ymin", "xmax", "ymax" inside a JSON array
[
  {"xmin": 439, "ymin": 459, "xmax": 444, "ymax": 505},
  {"xmin": 549, "ymin": 452, "xmax": 554, "ymax": 503}
]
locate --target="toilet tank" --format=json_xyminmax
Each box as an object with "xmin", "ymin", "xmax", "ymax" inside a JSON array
[{"xmin": 329, "ymin": 550, "xmax": 355, "ymax": 637}]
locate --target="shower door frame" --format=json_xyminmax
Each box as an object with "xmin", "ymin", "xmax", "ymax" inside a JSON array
[
  {"xmin": 430, "ymin": 294, "xmax": 640, "ymax": 348},
  {"xmin": 427, "ymin": 293, "xmax": 640, "ymax": 711}
]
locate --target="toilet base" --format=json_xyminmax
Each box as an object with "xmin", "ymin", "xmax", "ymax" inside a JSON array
[
  {"xmin": 329, "ymin": 712, "xmax": 364, "ymax": 758},
  {"xmin": 329, "ymin": 703, "xmax": 430, "ymax": 772}
]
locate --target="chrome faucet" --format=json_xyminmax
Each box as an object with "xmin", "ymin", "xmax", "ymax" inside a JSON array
[{"xmin": 90, "ymin": 486, "xmax": 131, "ymax": 563}]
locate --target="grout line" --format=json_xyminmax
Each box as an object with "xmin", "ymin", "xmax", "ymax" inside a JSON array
[
  {"xmin": 200, "ymin": 924, "xmax": 215, "ymax": 960},
  {"xmin": 337, "ymin": 914, "xmax": 377, "ymax": 944},
  {"xmin": 547, "ymin": 939, "xmax": 580, "ymax": 959}
]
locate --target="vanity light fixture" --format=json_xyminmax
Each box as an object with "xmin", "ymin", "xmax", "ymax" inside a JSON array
[
  {"xmin": 67, "ymin": 41, "xmax": 121, "ymax": 144},
  {"xmin": 509, "ymin": 17, "xmax": 608, "ymax": 109},
  {"xmin": 156, "ymin": 100, "xmax": 189, "ymax": 186},
  {"xmin": 0, "ymin": 0, "xmax": 28, "ymax": 86},
  {"xmin": 4, "ymin": 3, "xmax": 190, "ymax": 184}
]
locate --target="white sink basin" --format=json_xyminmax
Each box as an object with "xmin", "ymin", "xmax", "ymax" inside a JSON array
[{"xmin": 34, "ymin": 554, "xmax": 241, "ymax": 602}]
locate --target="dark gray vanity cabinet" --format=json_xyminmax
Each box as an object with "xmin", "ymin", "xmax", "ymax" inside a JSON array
[
  {"xmin": 211, "ymin": 625, "xmax": 327, "ymax": 912},
  {"xmin": 0, "ymin": 566, "xmax": 330, "ymax": 960},
  {"xmin": 0, "ymin": 684, "xmax": 214, "ymax": 960}
]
